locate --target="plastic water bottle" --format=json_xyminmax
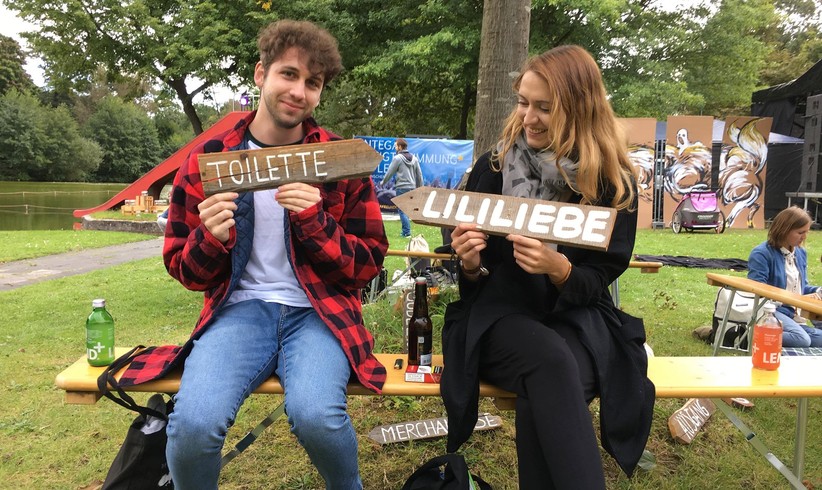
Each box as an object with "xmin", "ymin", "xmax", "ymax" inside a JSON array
[
  {"xmin": 751, "ymin": 302, "xmax": 782, "ymax": 370},
  {"xmin": 86, "ymin": 299, "xmax": 115, "ymax": 366}
]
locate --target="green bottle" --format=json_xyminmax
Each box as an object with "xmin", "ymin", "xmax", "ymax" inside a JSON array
[{"xmin": 86, "ymin": 299, "xmax": 115, "ymax": 366}]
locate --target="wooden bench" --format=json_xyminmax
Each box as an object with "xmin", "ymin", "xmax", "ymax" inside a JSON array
[
  {"xmin": 706, "ymin": 272, "xmax": 822, "ymax": 356},
  {"xmin": 56, "ymin": 350, "xmax": 820, "ymax": 487}
]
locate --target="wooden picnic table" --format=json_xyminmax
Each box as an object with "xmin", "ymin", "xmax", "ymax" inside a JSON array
[{"xmin": 707, "ymin": 273, "xmax": 822, "ymax": 322}]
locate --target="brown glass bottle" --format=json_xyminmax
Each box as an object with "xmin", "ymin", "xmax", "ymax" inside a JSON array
[{"xmin": 408, "ymin": 276, "xmax": 433, "ymax": 366}]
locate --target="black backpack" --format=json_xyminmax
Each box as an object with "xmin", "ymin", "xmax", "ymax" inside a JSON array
[{"xmin": 402, "ymin": 454, "xmax": 492, "ymax": 490}]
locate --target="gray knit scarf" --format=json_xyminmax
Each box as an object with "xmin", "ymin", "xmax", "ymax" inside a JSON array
[{"xmin": 501, "ymin": 134, "xmax": 579, "ymax": 202}]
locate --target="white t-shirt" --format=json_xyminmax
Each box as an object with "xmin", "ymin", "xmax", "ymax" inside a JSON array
[
  {"xmin": 225, "ymin": 139, "xmax": 311, "ymax": 308},
  {"xmin": 781, "ymin": 247, "xmax": 801, "ymax": 296}
]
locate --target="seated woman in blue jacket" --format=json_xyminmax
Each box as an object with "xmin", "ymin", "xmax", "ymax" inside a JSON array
[
  {"xmin": 441, "ymin": 45, "xmax": 654, "ymax": 489},
  {"xmin": 748, "ymin": 206, "xmax": 822, "ymax": 347}
]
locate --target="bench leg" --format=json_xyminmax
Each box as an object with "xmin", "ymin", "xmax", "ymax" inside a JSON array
[
  {"xmin": 610, "ymin": 278, "xmax": 620, "ymax": 308},
  {"xmin": 221, "ymin": 402, "xmax": 286, "ymax": 468},
  {"xmin": 793, "ymin": 398, "xmax": 808, "ymax": 483},
  {"xmin": 712, "ymin": 398, "xmax": 806, "ymax": 489}
]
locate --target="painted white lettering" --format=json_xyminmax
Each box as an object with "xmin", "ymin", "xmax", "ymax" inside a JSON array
[
  {"xmin": 380, "ymin": 426, "xmax": 397, "ymax": 443},
  {"xmin": 313, "ymin": 150, "xmax": 327, "ymax": 176},
  {"xmin": 581, "ymin": 210, "xmax": 609, "ymax": 244},
  {"xmin": 421, "ymin": 190, "xmax": 442, "ymax": 219},
  {"xmin": 294, "ymin": 151, "xmax": 311, "ymax": 177},
  {"xmin": 476, "ymin": 198, "xmax": 491, "ymax": 225},
  {"xmin": 277, "ymin": 153, "xmax": 293, "ymax": 179},
  {"xmin": 229, "ymin": 159, "xmax": 245, "ymax": 185},
  {"xmin": 488, "ymin": 199, "xmax": 512, "ymax": 228},
  {"xmin": 454, "ymin": 196, "xmax": 475, "ymax": 222},
  {"xmin": 252, "ymin": 156, "xmax": 269, "ymax": 183},
  {"xmin": 514, "ymin": 202, "xmax": 528, "ymax": 230},
  {"xmin": 442, "ymin": 193, "xmax": 456, "ymax": 219},
  {"xmin": 265, "ymin": 155, "xmax": 282, "ymax": 182},
  {"xmin": 554, "ymin": 207, "xmax": 585, "ymax": 239},
  {"xmin": 527, "ymin": 203, "xmax": 556, "ymax": 234},
  {"xmin": 206, "ymin": 161, "xmax": 226, "ymax": 188}
]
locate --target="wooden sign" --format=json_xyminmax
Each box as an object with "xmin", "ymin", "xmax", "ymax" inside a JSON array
[
  {"xmin": 668, "ymin": 398, "xmax": 716, "ymax": 444},
  {"xmin": 198, "ymin": 139, "xmax": 382, "ymax": 196},
  {"xmin": 392, "ymin": 187, "xmax": 616, "ymax": 251},
  {"xmin": 368, "ymin": 412, "xmax": 502, "ymax": 445}
]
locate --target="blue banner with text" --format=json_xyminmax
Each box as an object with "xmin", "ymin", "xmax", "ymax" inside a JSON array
[{"xmin": 356, "ymin": 136, "xmax": 474, "ymax": 212}]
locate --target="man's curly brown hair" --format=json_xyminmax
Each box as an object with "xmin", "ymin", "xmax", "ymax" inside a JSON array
[{"xmin": 257, "ymin": 19, "xmax": 343, "ymax": 86}]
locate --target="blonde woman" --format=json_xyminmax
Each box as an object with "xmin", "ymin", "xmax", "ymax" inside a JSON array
[{"xmin": 442, "ymin": 45, "xmax": 654, "ymax": 489}]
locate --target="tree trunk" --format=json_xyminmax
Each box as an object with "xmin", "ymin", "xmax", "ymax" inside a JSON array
[
  {"xmin": 473, "ymin": 0, "xmax": 530, "ymax": 162},
  {"xmin": 168, "ymin": 78, "xmax": 204, "ymax": 135}
]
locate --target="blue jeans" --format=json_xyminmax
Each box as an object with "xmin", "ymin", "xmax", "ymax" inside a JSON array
[
  {"xmin": 395, "ymin": 188, "xmax": 412, "ymax": 237},
  {"xmin": 166, "ymin": 300, "xmax": 361, "ymax": 489},
  {"xmin": 774, "ymin": 309, "xmax": 822, "ymax": 347}
]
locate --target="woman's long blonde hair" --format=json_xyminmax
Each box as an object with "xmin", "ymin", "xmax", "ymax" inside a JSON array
[{"xmin": 493, "ymin": 45, "xmax": 636, "ymax": 211}]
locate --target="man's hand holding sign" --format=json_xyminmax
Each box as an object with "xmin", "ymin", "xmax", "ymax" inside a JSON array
[{"xmin": 196, "ymin": 139, "xmax": 383, "ymax": 243}]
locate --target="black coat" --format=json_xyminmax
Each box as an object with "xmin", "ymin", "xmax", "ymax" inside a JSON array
[{"xmin": 441, "ymin": 152, "xmax": 655, "ymax": 476}]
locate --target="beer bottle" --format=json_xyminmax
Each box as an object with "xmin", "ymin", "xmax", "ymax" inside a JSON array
[
  {"xmin": 408, "ymin": 276, "xmax": 433, "ymax": 366},
  {"xmin": 751, "ymin": 302, "xmax": 782, "ymax": 370},
  {"xmin": 86, "ymin": 299, "xmax": 115, "ymax": 366}
]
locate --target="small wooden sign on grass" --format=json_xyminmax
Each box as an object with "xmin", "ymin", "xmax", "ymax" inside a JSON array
[
  {"xmin": 668, "ymin": 398, "xmax": 716, "ymax": 444},
  {"xmin": 392, "ymin": 186, "xmax": 617, "ymax": 250},
  {"xmin": 197, "ymin": 139, "xmax": 382, "ymax": 196},
  {"xmin": 368, "ymin": 412, "xmax": 502, "ymax": 445}
]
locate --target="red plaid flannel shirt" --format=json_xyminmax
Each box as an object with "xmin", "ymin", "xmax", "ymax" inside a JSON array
[{"xmin": 118, "ymin": 112, "xmax": 389, "ymax": 392}]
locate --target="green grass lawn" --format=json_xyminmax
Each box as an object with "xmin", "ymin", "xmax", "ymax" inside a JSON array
[{"xmin": 1, "ymin": 223, "xmax": 821, "ymax": 489}]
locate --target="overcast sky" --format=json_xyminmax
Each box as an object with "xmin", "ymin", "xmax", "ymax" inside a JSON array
[{"xmin": 1, "ymin": 4, "xmax": 43, "ymax": 86}]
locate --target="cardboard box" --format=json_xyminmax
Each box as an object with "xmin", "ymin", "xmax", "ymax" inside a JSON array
[{"xmin": 405, "ymin": 364, "xmax": 443, "ymax": 383}]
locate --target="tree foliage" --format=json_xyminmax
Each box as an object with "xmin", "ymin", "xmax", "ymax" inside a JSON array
[
  {"xmin": 6, "ymin": 0, "xmax": 267, "ymax": 134},
  {"xmin": 0, "ymin": 34, "xmax": 35, "ymax": 95},
  {"xmin": 0, "ymin": 90, "xmax": 101, "ymax": 181},
  {"xmin": 82, "ymin": 97, "xmax": 162, "ymax": 183},
  {"xmin": 1, "ymin": 0, "xmax": 820, "ymax": 185}
]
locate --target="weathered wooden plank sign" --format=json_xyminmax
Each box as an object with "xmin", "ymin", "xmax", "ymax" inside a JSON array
[
  {"xmin": 392, "ymin": 187, "xmax": 616, "ymax": 250},
  {"xmin": 198, "ymin": 139, "xmax": 382, "ymax": 196},
  {"xmin": 668, "ymin": 398, "xmax": 716, "ymax": 444},
  {"xmin": 368, "ymin": 412, "xmax": 502, "ymax": 445}
]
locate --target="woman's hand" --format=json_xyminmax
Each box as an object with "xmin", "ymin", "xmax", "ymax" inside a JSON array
[
  {"xmin": 506, "ymin": 234, "xmax": 571, "ymax": 284},
  {"xmin": 450, "ymin": 223, "xmax": 488, "ymax": 272}
]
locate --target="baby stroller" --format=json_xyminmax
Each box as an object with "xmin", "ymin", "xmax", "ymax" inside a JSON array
[{"xmin": 671, "ymin": 185, "xmax": 726, "ymax": 234}]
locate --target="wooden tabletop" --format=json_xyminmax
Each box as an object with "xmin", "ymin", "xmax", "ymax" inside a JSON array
[
  {"xmin": 55, "ymin": 351, "xmax": 512, "ymax": 404},
  {"xmin": 386, "ymin": 250, "xmax": 452, "ymax": 260},
  {"xmin": 649, "ymin": 355, "xmax": 822, "ymax": 398},
  {"xmin": 706, "ymin": 272, "xmax": 822, "ymax": 319},
  {"xmin": 385, "ymin": 249, "xmax": 662, "ymax": 273},
  {"xmin": 58, "ymin": 348, "xmax": 822, "ymax": 405}
]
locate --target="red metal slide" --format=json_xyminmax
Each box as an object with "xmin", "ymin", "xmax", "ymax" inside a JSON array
[{"xmin": 73, "ymin": 111, "xmax": 248, "ymax": 217}]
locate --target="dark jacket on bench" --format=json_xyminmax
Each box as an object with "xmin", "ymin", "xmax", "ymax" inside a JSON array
[{"xmin": 441, "ymin": 152, "xmax": 655, "ymax": 476}]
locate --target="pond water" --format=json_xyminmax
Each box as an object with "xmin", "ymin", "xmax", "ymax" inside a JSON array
[{"xmin": 0, "ymin": 181, "xmax": 126, "ymax": 230}]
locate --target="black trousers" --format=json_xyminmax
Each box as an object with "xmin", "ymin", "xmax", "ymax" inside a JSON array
[{"xmin": 478, "ymin": 313, "xmax": 605, "ymax": 490}]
